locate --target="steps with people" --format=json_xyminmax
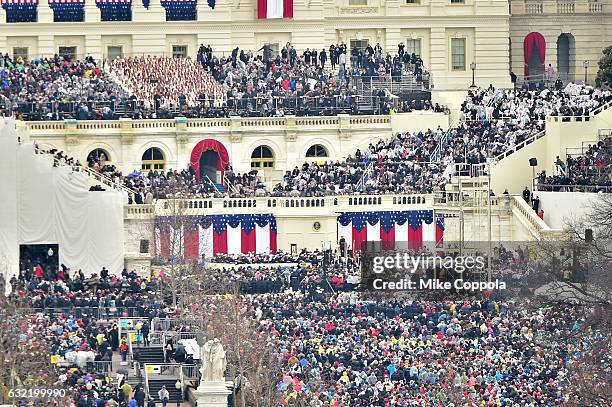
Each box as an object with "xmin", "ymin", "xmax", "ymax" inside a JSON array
[
  {"xmin": 148, "ymin": 379, "xmax": 183, "ymax": 404},
  {"xmin": 213, "ymin": 182, "xmax": 226, "ymax": 193},
  {"xmin": 135, "ymin": 347, "xmax": 166, "ymax": 365}
]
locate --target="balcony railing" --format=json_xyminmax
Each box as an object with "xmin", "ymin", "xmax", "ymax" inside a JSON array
[
  {"xmin": 557, "ymin": 0, "xmax": 575, "ymax": 13},
  {"xmin": 525, "ymin": 0, "xmax": 544, "ymax": 13},
  {"xmin": 24, "ymin": 114, "xmax": 393, "ymax": 134},
  {"xmin": 588, "ymin": 0, "xmax": 603, "ymax": 12},
  {"xmin": 519, "ymin": 0, "xmax": 604, "ymax": 14}
]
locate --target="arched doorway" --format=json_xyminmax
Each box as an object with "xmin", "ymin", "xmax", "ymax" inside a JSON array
[
  {"xmin": 523, "ymin": 32, "xmax": 546, "ymax": 79},
  {"xmin": 199, "ymin": 150, "xmax": 219, "ymax": 182},
  {"xmin": 190, "ymin": 139, "xmax": 230, "ymax": 183},
  {"xmin": 557, "ymin": 33, "xmax": 574, "ymax": 81}
]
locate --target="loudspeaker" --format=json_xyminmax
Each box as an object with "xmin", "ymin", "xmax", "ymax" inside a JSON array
[
  {"xmin": 140, "ymin": 239, "xmax": 150, "ymax": 254},
  {"xmin": 529, "ymin": 158, "xmax": 538, "ymax": 167},
  {"xmin": 585, "ymin": 229, "xmax": 593, "ymax": 243}
]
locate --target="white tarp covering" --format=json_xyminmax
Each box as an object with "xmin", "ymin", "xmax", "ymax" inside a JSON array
[
  {"xmin": 0, "ymin": 119, "xmax": 125, "ymax": 278},
  {"xmin": 0, "ymin": 119, "xmax": 19, "ymax": 287}
]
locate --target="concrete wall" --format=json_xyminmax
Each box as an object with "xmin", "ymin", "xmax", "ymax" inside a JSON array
[
  {"xmin": 536, "ymin": 191, "xmax": 599, "ymax": 229},
  {"xmin": 490, "ymin": 135, "xmax": 548, "ymax": 195},
  {"xmin": 390, "ymin": 111, "xmax": 449, "ymax": 134}
]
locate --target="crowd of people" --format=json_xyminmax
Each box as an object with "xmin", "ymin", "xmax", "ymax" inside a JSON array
[
  {"xmin": 4, "ymin": 243, "xmax": 609, "ymax": 406},
  {"xmin": 536, "ymin": 137, "xmax": 611, "ymax": 192},
  {"xmin": 426, "ymin": 83, "xmax": 612, "ymax": 173},
  {"xmin": 272, "ymin": 129, "xmax": 447, "ymax": 197},
  {"xmin": 6, "ymin": 255, "xmax": 177, "ymax": 406},
  {"xmin": 1, "ymin": 54, "xmax": 127, "ymax": 121},
  {"xmin": 197, "ymin": 42, "xmax": 362, "ymax": 117},
  {"xmin": 108, "ymin": 56, "xmax": 226, "ymax": 111}
]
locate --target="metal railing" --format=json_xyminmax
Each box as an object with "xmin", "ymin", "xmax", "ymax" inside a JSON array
[
  {"xmin": 430, "ymin": 119, "xmax": 456, "ymax": 162},
  {"xmin": 535, "ymin": 182, "xmax": 612, "ymax": 193},
  {"xmin": 152, "ymin": 316, "xmax": 199, "ymax": 333},
  {"xmin": 223, "ymin": 174, "xmax": 239, "ymax": 195},
  {"xmin": 8, "ymin": 94, "xmax": 366, "ymax": 121},
  {"xmin": 355, "ymin": 161, "xmax": 374, "ymax": 191},
  {"xmin": 23, "ymin": 306, "xmax": 147, "ymax": 319}
]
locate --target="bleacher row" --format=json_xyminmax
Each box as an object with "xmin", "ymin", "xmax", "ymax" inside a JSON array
[{"xmin": 1, "ymin": 0, "xmax": 213, "ymax": 23}]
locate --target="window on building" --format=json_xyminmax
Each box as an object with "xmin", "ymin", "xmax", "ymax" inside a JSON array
[
  {"xmin": 405, "ymin": 0, "xmax": 420, "ymax": 4},
  {"xmin": 349, "ymin": 0, "xmax": 368, "ymax": 5},
  {"xmin": 58, "ymin": 46, "xmax": 77, "ymax": 60},
  {"xmin": 251, "ymin": 146, "xmax": 275, "ymax": 169},
  {"xmin": 406, "ymin": 39, "xmax": 421, "ymax": 56},
  {"xmin": 13, "ymin": 47, "xmax": 28, "ymax": 60},
  {"xmin": 172, "ymin": 45, "xmax": 188, "ymax": 58},
  {"xmin": 141, "ymin": 147, "xmax": 165, "ymax": 171},
  {"xmin": 350, "ymin": 40, "xmax": 369, "ymax": 53},
  {"xmin": 87, "ymin": 148, "xmax": 110, "ymax": 165},
  {"xmin": 107, "ymin": 46, "xmax": 123, "ymax": 61},
  {"xmin": 450, "ymin": 0, "xmax": 465, "ymax": 3},
  {"xmin": 306, "ymin": 144, "xmax": 328, "ymax": 158},
  {"xmin": 264, "ymin": 43, "xmax": 280, "ymax": 60},
  {"xmin": 451, "ymin": 38, "xmax": 466, "ymax": 71}
]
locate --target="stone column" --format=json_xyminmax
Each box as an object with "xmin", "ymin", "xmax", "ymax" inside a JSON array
[
  {"xmin": 84, "ymin": 0, "xmax": 101, "ymax": 23},
  {"xmin": 37, "ymin": 0, "xmax": 54, "ymax": 23},
  {"xmin": 385, "ymin": 28, "xmax": 401, "ymax": 56},
  {"xmin": 85, "ymin": 34, "xmax": 103, "ymax": 60},
  {"xmin": 38, "ymin": 35, "xmax": 55, "ymax": 59}
]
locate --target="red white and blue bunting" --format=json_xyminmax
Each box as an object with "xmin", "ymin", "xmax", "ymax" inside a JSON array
[
  {"xmin": 155, "ymin": 214, "xmax": 277, "ymax": 259},
  {"xmin": 337, "ymin": 210, "xmax": 444, "ymax": 252}
]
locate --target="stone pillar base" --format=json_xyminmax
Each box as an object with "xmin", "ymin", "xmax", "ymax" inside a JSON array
[{"xmin": 193, "ymin": 381, "xmax": 232, "ymax": 407}]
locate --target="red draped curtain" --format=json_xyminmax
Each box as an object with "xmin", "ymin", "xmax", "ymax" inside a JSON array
[
  {"xmin": 189, "ymin": 139, "xmax": 230, "ymax": 181},
  {"xmin": 257, "ymin": 0, "xmax": 266, "ymax": 19},
  {"xmin": 523, "ymin": 32, "xmax": 546, "ymax": 77}
]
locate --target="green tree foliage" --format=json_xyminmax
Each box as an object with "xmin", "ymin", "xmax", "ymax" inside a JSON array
[{"xmin": 596, "ymin": 46, "xmax": 612, "ymax": 87}]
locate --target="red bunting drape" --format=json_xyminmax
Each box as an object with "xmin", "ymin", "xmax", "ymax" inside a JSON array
[
  {"xmin": 380, "ymin": 227, "xmax": 395, "ymax": 251},
  {"xmin": 523, "ymin": 32, "xmax": 546, "ymax": 77},
  {"xmin": 213, "ymin": 230, "xmax": 227, "ymax": 256},
  {"xmin": 184, "ymin": 228, "xmax": 199, "ymax": 260},
  {"xmin": 408, "ymin": 226, "xmax": 423, "ymax": 250},
  {"xmin": 241, "ymin": 230, "xmax": 257, "ymax": 254},
  {"xmin": 352, "ymin": 227, "xmax": 367, "ymax": 253},
  {"xmin": 189, "ymin": 139, "xmax": 230, "ymax": 181}
]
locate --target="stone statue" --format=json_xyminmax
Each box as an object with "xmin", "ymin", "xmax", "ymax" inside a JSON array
[
  {"xmin": 199, "ymin": 339, "xmax": 227, "ymax": 383},
  {"xmin": 210, "ymin": 338, "xmax": 227, "ymax": 381}
]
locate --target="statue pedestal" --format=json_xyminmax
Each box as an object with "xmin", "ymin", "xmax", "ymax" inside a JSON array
[{"xmin": 193, "ymin": 381, "xmax": 231, "ymax": 407}]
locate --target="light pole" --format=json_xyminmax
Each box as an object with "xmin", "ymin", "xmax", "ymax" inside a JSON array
[
  {"xmin": 470, "ymin": 62, "xmax": 477, "ymax": 88},
  {"xmin": 583, "ymin": 60, "xmax": 589, "ymax": 85}
]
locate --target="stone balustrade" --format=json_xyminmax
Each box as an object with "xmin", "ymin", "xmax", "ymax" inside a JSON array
[
  {"xmin": 148, "ymin": 193, "xmax": 434, "ymax": 217},
  {"xmin": 24, "ymin": 114, "xmax": 392, "ymax": 137},
  {"xmin": 512, "ymin": 0, "xmax": 605, "ymax": 14}
]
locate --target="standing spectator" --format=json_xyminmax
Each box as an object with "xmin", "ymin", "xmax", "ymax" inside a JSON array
[
  {"xmin": 319, "ymin": 48, "xmax": 327, "ymax": 69},
  {"xmin": 522, "ymin": 186, "xmax": 531, "ymax": 203}
]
